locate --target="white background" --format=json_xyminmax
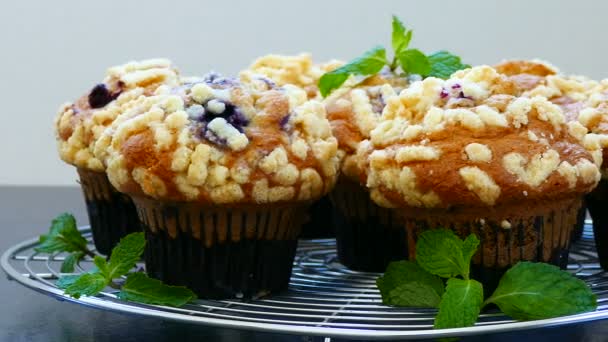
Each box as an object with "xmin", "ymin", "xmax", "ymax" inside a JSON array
[{"xmin": 1, "ymin": 0, "xmax": 606, "ymax": 185}]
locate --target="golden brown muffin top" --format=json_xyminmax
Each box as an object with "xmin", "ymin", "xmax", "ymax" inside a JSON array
[
  {"xmin": 362, "ymin": 65, "xmax": 601, "ymax": 210},
  {"xmin": 239, "ymin": 54, "xmax": 342, "ymax": 99},
  {"xmin": 496, "ymin": 60, "xmax": 608, "ymax": 172},
  {"xmin": 54, "ymin": 59, "xmax": 179, "ymax": 171},
  {"xmin": 324, "ymin": 71, "xmax": 409, "ymax": 182},
  {"xmin": 98, "ymin": 74, "xmax": 340, "ymax": 204}
]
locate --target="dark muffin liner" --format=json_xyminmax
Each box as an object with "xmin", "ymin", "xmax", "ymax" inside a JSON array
[
  {"xmin": 330, "ymin": 179, "xmax": 408, "ymax": 272},
  {"xmin": 586, "ymin": 179, "xmax": 608, "ymax": 270},
  {"xmin": 299, "ymin": 196, "xmax": 335, "ymax": 239},
  {"xmin": 131, "ymin": 197, "xmax": 307, "ymax": 299},
  {"xmin": 401, "ymin": 197, "xmax": 581, "ymax": 295},
  {"xmin": 77, "ymin": 168, "xmax": 141, "ymax": 255}
]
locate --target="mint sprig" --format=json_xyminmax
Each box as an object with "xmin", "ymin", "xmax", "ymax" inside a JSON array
[
  {"xmin": 38, "ymin": 213, "xmax": 196, "ymax": 307},
  {"xmin": 55, "ymin": 232, "xmax": 196, "ymax": 306},
  {"xmin": 318, "ymin": 15, "xmax": 469, "ymax": 97},
  {"xmin": 36, "ymin": 213, "xmax": 94, "ymax": 273},
  {"xmin": 377, "ymin": 229, "xmax": 597, "ymax": 331}
]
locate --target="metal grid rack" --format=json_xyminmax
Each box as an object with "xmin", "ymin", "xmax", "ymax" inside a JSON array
[{"xmin": 2, "ymin": 223, "xmax": 608, "ymax": 340}]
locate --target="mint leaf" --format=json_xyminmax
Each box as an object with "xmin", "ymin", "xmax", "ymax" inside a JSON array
[
  {"xmin": 397, "ymin": 48, "xmax": 430, "ymax": 76},
  {"xmin": 391, "ymin": 15, "xmax": 412, "ymax": 54},
  {"xmin": 427, "ymin": 51, "xmax": 470, "ymax": 79},
  {"xmin": 416, "ymin": 229, "xmax": 475, "ymax": 279},
  {"xmin": 56, "ymin": 275, "xmax": 80, "ymax": 289},
  {"xmin": 93, "ymin": 255, "xmax": 110, "ymax": 277},
  {"xmin": 434, "ymin": 278, "xmax": 484, "ymax": 329},
  {"xmin": 318, "ymin": 46, "xmax": 387, "ymax": 97},
  {"xmin": 377, "ymin": 260, "xmax": 444, "ymax": 307},
  {"xmin": 60, "ymin": 251, "xmax": 85, "ymax": 273},
  {"xmin": 36, "ymin": 213, "xmax": 88, "ymax": 253},
  {"xmin": 102, "ymin": 232, "xmax": 145, "ymax": 280},
  {"xmin": 485, "ymin": 262, "xmax": 597, "ymax": 320},
  {"xmin": 118, "ymin": 273, "xmax": 196, "ymax": 307},
  {"xmin": 63, "ymin": 273, "xmax": 108, "ymax": 299},
  {"xmin": 461, "ymin": 234, "xmax": 480, "ymax": 270},
  {"xmin": 385, "ymin": 281, "xmax": 444, "ymax": 308}
]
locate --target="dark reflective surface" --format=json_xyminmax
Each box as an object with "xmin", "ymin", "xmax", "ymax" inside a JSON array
[{"xmin": 1, "ymin": 186, "xmax": 607, "ymax": 341}]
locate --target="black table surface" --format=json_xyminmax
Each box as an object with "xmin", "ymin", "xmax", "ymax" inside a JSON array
[{"xmin": 1, "ymin": 186, "xmax": 608, "ymax": 342}]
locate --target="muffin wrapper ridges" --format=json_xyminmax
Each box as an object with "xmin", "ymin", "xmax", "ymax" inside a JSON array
[
  {"xmin": 586, "ymin": 179, "xmax": 608, "ymax": 271},
  {"xmin": 330, "ymin": 179, "xmax": 408, "ymax": 272},
  {"xmin": 402, "ymin": 197, "xmax": 581, "ymax": 295},
  {"xmin": 299, "ymin": 196, "xmax": 335, "ymax": 239},
  {"xmin": 77, "ymin": 168, "xmax": 141, "ymax": 255},
  {"xmin": 132, "ymin": 197, "xmax": 306, "ymax": 299}
]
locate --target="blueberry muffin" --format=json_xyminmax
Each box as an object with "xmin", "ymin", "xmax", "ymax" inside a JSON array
[
  {"xmin": 54, "ymin": 59, "xmax": 179, "ymax": 254},
  {"xmin": 100, "ymin": 73, "xmax": 340, "ymax": 298},
  {"xmin": 241, "ymin": 54, "xmax": 342, "ymax": 238},
  {"xmin": 322, "ymin": 72, "xmax": 410, "ymax": 271},
  {"xmin": 363, "ymin": 65, "xmax": 601, "ymax": 292}
]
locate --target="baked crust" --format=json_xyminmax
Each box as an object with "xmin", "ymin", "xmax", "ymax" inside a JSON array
[
  {"xmin": 54, "ymin": 59, "xmax": 179, "ymax": 171},
  {"xmin": 496, "ymin": 60, "xmax": 608, "ymax": 172},
  {"xmin": 239, "ymin": 54, "xmax": 342, "ymax": 99},
  {"xmin": 324, "ymin": 72, "xmax": 410, "ymax": 182},
  {"xmin": 98, "ymin": 74, "xmax": 340, "ymax": 204},
  {"xmin": 363, "ymin": 65, "xmax": 601, "ymax": 209}
]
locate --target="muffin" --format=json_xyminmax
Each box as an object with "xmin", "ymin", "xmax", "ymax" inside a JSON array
[
  {"xmin": 495, "ymin": 60, "xmax": 608, "ymax": 247},
  {"xmin": 495, "ymin": 59, "xmax": 600, "ymax": 242},
  {"xmin": 54, "ymin": 59, "xmax": 179, "ymax": 254},
  {"xmin": 241, "ymin": 54, "xmax": 342, "ymax": 238},
  {"xmin": 363, "ymin": 65, "xmax": 602, "ymax": 292},
  {"xmin": 324, "ymin": 72, "xmax": 409, "ymax": 271},
  {"xmin": 99, "ymin": 73, "xmax": 340, "ymax": 298}
]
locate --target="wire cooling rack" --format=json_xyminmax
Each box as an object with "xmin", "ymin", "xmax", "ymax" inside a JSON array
[{"xmin": 2, "ymin": 223, "xmax": 608, "ymax": 340}]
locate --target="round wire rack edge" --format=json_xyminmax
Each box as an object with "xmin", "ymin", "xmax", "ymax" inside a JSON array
[{"xmin": 2, "ymin": 226, "xmax": 608, "ymax": 340}]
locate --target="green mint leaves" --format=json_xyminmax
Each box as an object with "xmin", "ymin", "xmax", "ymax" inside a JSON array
[
  {"xmin": 377, "ymin": 229, "xmax": 597, "ymax": 331},
  {"xmin": 36, "ymin": 213, "xmax": 91, "ymax": 274},
  {"xmin": 39, "ymin": 213, "xmax": 196, "ymax": 307},
  {"xmin": 434, "ymin": 278, "xmax": 484, "ymax": 329},
  {"xmin": 485, "ymin": 262, "xmax": 597, "ymax": 320},
  {"xmin": 416, "ymin": 229, "xmax": 479, "ymax": 279},
  {"xmin": 56, "ymin": 231, "xmax": 196, "ymax": 307},
  {"xmin": 96, "ymin": 232, "xmax": 146, "ymax": 280},
  {"xmin": 397, "ymin": 49, "xmax": 430, "ymax": 76},
  {"xmin": 391, "ymin": 15, "xmax": 411, "ymax": 55},
  {"xmin": 60, "ymin": 251, "xmax": 85, "ymax": 273},
  {"xmin": 376, "ymin": 260, "xmax": 444, "ymax": 308},
  {"xmin": 37, "ymin": 213, "xmax": 87, "ymax": 253},
  {"xmin": 318, "ymin": 46, "xmax": 386, "ymax": 97},
  {"xmin": 118, "ymin": 272, "xmax": 197, "ymax": 307},
  {"xmin": 427, "ymin": 51, "xmax": 471, "ymax": 79},
  {"xmin": 61, "ymin": 273, "xmax": 108, "ymax": 299},
  {"xmin": 318, "ymin": 15, "xmax": 468, "ymax": 97}
]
